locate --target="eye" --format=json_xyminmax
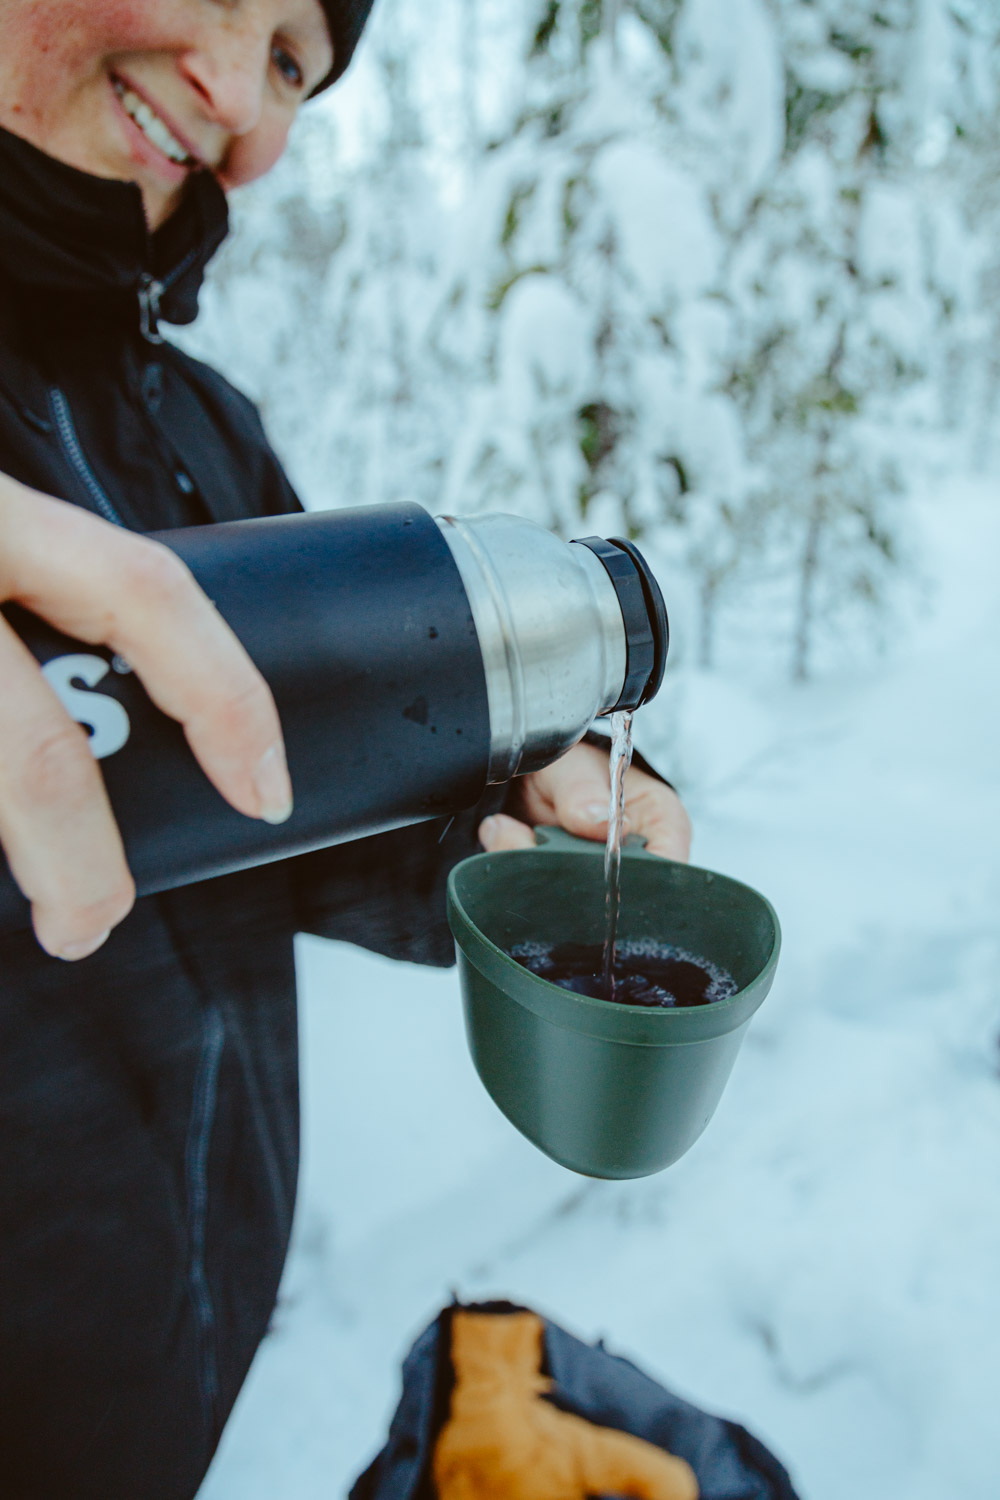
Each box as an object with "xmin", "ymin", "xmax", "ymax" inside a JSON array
[{"xmin": 271, "ymin": 40, "xmax": 304, "ymax": 90}]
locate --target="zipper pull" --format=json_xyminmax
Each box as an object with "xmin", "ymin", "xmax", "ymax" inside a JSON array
[{"xmin": 137, "ymin": 273, "xmax": 165, "ymax": 345}]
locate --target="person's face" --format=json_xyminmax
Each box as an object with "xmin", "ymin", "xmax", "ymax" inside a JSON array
[{"xmin": 0, "ymin": 0, "xmax": 333, "ymax": 229}]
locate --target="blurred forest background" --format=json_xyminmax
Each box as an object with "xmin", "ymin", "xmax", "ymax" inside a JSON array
[
  {"xmin": 182, "ymin": 0, "xmax": 1000, "ymax": 686},
  {"xmin": 192, "ymin": 7, "xmax": 1000, "ymax": 1498}
]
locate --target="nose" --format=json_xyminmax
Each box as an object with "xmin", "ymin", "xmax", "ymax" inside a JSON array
[{"xmin": 179, "ymin": 22, "xmax": 270, "ymax": 137}]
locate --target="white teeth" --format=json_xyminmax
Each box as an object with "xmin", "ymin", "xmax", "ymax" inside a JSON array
[{"xmin": 114, "ymin": 80, "xmax": 193, "ymax": 166}]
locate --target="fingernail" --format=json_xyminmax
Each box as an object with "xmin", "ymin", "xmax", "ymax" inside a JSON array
[
  {"xmin": 255, "ymin": 744, "xmax": 293, "ymax": 824},
  {"xmin": 57, "ymin": 930, "xmax": 110, "ymax": 962},
  {"xmin": 583, "ymin": 802, "xmax": 610, "ymax": 824},
  {"xmin": 479, "ymin": 816, "xmax": 498, "ymax": 849}
]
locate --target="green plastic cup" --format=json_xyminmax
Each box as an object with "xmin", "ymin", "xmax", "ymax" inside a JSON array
[{"xmin": 447, "ymin": 826, "xmax": 781, "ymax": 1179}]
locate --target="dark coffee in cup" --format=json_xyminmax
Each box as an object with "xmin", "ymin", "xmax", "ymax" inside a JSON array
[{"xmin": 509, "ymin": 939, "xmax": 737, "ymax": 1008}]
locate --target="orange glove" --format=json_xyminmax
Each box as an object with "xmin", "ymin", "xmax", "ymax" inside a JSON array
[{"xmin": 433, "ymin": 1311, "xmax": 699, "ymax": 1500}]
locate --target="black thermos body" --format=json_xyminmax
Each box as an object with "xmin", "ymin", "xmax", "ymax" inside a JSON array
[{"xmin": 0, "ymin": 503, "xmax": 668, "ymax": 927}]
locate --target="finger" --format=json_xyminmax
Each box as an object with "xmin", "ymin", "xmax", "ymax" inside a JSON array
[
  {"xmin": 478, "ymin": 813, "xmax": 537, "ymax": 852},
  {"xmin": 0, "ymin": 615, "xmax": 134, "ymax": 958},
  {"xmin": 0, "ymin": 485, "xmax": 292, "ymax": 823},
  {"xmin": 528, "ymin": 741, "xmax": 614, "ymax": 844},
  {"xmin": 623, "ymin": 770, "xmax": 692, "ymax": 862}
]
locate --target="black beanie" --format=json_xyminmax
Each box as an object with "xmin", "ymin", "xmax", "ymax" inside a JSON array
[{"xmin": 312, "ymin": 0, "xmax": 377, "ymax": 92}]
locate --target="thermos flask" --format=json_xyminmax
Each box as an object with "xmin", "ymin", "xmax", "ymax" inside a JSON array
[{"xmin": 0, "ymin": 503, "xmax": 667, "ymax": 926}]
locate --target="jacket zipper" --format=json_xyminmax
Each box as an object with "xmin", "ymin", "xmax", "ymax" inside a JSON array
[
  {"xmin": 48, "ymin": 386, "xmax": 126, "ymax": 528},
  {"xmin": 49, "ymin": 245, "xmax": 201, "ymax": 521},
  {"xmin": 137, "ymin": 247, "xmax": 199, "ymax": 345},
  {"xmin": 137, "ymin": 274, "xmax": 164, "ymax": 345},
  {"xmin": 184, "ymin": 1002, "xmax": 226, "ymax": 1428}
]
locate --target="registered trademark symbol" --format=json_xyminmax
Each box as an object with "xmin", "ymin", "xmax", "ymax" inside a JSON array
[{"xmin": 111, "ymin": 655, "xmax": 132, "ymax": 675}]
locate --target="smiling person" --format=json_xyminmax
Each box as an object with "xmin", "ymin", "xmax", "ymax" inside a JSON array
[{"xmin": 0, "ymin": 3, "xmax": 690, "ymax": 1496}]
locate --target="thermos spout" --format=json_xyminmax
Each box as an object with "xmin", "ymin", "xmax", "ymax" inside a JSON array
[{"xmin": 435, "ymin": 514, "xmax": 668, "ymax": 783}]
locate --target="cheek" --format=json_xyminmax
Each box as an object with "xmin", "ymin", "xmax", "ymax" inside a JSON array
[
  {"xmin": 219, "ymin": 119, "xmax": 294, "ymax": 191},
  {"xmin": 29, "ymin": 0, "xmax": 196, "ymax": 55},
  {"xmin": 8, "ymin": 0, "xmax": 202, "ymax": 109}
]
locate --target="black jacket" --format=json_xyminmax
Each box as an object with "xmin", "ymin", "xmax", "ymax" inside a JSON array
[{"xmin": 0, "ymin": 126, "xmax": 495, "ymax": 1500}]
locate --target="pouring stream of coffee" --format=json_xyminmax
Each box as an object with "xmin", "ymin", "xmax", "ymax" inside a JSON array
[
  {"xmin": 602, "ymin": 710, "xmax": 634, "ymax": 1000},
  {"xmin": 510, "ymin": 712, "xmax": 740, "ymax": 1008}
]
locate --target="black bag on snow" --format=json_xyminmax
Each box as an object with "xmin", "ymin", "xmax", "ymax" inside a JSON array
[{"xmin": 349, "ymin": 1301, "xmax": 801, "ymax": 1500}]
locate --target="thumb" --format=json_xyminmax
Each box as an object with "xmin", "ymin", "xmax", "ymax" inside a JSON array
[
  {"xmin": 547, "ymin": 769, "xmax": 615, "ymax": 847},
  {"xmin": 478, "ymin": 813, "xmax": 537, "ymax": 852},
  {"xmin": 558, "ymin": 798, "xmax": 620, "ymax": 844}
]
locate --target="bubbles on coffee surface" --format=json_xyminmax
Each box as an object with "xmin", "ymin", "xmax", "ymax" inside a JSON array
[{"xmin": 509, "ymin": 938, "xmax": 737, "ymax": 1008}]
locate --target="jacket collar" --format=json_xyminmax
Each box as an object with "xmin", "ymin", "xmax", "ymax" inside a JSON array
[{"xmin": 0, "ymin": 123, "xmax": 229, "ymax": 328}]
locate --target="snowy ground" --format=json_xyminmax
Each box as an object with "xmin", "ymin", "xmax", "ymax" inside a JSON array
[{"xmin": 200, "ymin": 473, "xmax": 999, "ymax": 1500}]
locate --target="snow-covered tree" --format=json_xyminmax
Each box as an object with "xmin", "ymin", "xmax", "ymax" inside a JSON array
[{"xmin": 179, "ymin": 0, "xmax": 999, "ymax": 678}]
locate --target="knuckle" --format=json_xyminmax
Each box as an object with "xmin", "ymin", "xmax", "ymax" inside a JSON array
[
  {"xmin": 77, "ymin": 875, "xmax": 136, "ymax": 930},
  {"xmin": 54, "ymin": 883, "xmax": 134, "ymax": 939},
  {"xmin": 210, "ymin": 676, "xmax": 275, "ymax": 742},
  {"xmin": 37, "ymin": 858, "xmax": 135, "ymax": 933},
  {"xmin": 20, "ymin": 720, "xmax": 96, "ymax": 808},
  {"xmin": 121, "ymin": 537, "xmax": 195, "ymax": 612}
]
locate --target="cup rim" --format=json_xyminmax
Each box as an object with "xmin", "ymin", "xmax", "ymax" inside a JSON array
[{"xmin": 447, "ymin": 844, "xmax": 781, "ymax": 1046}]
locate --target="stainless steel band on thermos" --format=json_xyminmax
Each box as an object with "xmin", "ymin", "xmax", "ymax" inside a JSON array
[
  {"xmin": 0, "ymin": 503, "xmax": 668, "ymax": 928},
  {"xmin": 434, "ymin": 515, "xmax": 667, "ymax": 782}
]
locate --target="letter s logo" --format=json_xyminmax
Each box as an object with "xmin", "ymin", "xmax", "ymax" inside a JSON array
[{"xmin": 41, "ymin": 654, "xmax": 131, "ymax": 760}]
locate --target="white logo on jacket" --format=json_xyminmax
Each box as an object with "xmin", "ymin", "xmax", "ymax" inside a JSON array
[{"xmin": 42, "ymin": 654, "xmax": 131, "ymax": 759}]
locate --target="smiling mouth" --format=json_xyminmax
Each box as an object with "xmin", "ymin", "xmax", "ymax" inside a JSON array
[{"xmin": 111, "ymin": 77, "xmax": 197, "ymax": 168}]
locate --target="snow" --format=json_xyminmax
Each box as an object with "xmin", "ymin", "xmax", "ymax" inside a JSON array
[
  {"xmin": 174, "ymin": 4, "xmax": 1000, "ymax": 1492},
  {"xmin": 498, "ymin": 276, "xmax": 591, "ymax": 412},
  {"xmin": 591, "ymin": 144, "xmax": 721, "ymax": 303},
  {"xmin": 857, "ymin": 183, "xmax": 917, "ymax": 284},
  {"xmin": 672, "ymin": 0, "xmax": 784, "ymax": 214},
  {"xmin": 199, "ymin": 473, "xmax": 1000, "ymax": 1500}
]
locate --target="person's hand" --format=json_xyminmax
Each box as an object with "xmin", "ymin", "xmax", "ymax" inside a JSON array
[
  {"xmin": 477, "ymin": 738, "xmax": 691, "ymax": 860},
  {"xmin": 0, "ymin": 473, "xmax": 292, "ymax": 960}
]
